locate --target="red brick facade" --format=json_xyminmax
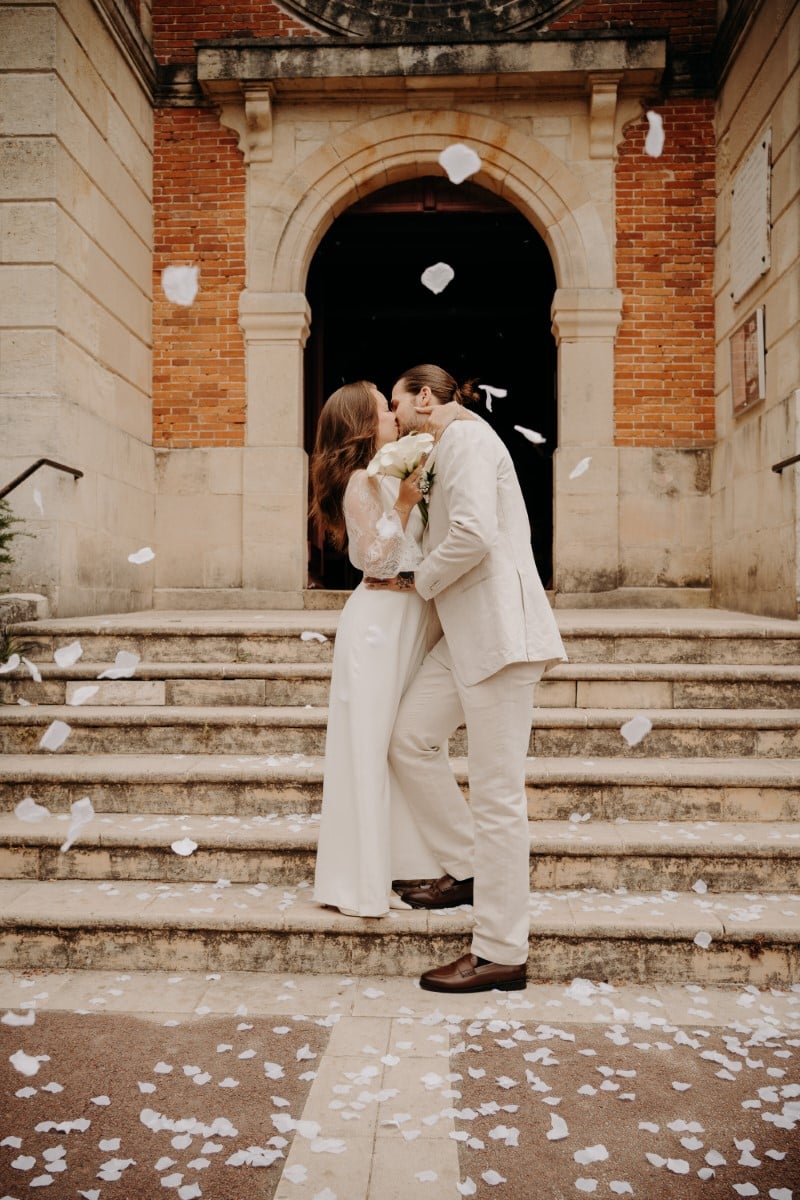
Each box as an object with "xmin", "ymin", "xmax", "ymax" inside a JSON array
[
  {"xmin": 153, "ymin": 0, "xmax": 315, "ymax": 64},
  {"xmin": 153, "ymin": 109, "xmax": 247, "ymax": 448},
  {"xmin": 614, "ymin": 98, "xmax": 716, "ymax": 447}
]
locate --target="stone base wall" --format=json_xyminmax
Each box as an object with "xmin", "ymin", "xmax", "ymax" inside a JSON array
[{"xmin": 0, "ymin": 0, "xmax": 155, "ymax": 616}]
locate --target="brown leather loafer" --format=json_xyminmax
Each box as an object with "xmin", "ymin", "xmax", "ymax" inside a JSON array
[
  {"xmin": 420, "ymin": 952, "xmax": 527, "ymax": 994},
  {"xmin": 400, "ymin": 874, "xmax": 474, "ymax": 909}
]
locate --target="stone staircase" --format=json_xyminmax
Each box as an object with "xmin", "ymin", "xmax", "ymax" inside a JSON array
[{"xmin": 0, "ymin": 608, "xmax": 799, "ymax": 984}]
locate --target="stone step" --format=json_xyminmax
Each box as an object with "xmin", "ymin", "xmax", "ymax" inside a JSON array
[
  {"xmin": 1, "ymin": 753, "xmax": 798, "ymax": 820},
  {"xmin": 5, "ymin": 660, "xmax": 800, "ymax": 709},
  {"xmin": 1, "ymin": 879, "xmax": 797, "ymax": 983},
  {"xmin": 3, "ymin": 811, "xmax": 800, "ymax": 892},
  {"xmin": 12, "ymin": 607, "xmax": 800, "ymax": 666},
  {"xmin": 2, "ymin": 704, "xmax": 799, "ymax": 758}
]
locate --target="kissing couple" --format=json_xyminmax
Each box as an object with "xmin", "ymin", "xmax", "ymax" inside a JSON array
[{"xmin": 310, "ymin": 363, "xmax": 566, "ymax": 994}]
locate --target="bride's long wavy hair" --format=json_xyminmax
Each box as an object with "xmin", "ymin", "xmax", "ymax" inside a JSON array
[{"xmin": 309, "ymin": 381, "xmax": 379, "ymax": 550}]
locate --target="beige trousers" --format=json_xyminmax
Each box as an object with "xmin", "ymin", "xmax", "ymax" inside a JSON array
[{"xmin": 389, "ymin": 639, "xmax": 545, "ymax": 965}]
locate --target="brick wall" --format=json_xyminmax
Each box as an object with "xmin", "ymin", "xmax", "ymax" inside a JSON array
[
  {"xmin": 550, "ymin": 0, "xmax": 716, "ymax": 54},
  {"xmin": 152, "ymin": 109, "xmax": 246, "ymax": 448},
  {"xmin": 153, "ymin": 0, "xmax": 315, "ymax": 63},
  {"xmin": 614, "ymin": 98, "xmax": 716, "ymax": 447}
]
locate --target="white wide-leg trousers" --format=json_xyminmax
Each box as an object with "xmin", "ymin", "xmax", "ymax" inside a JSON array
[{"xmin": 389, "ymin": 639, "xmax": 545, "ymax": 965}]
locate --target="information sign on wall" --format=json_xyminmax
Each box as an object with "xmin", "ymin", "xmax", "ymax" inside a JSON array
[
  {"xmin": 730, "ymin": 307, "xmax": 765, "ymax": 415},
  {"xmin": 730, "ymin": 130, "xmax": 771, "ymax": 303}
]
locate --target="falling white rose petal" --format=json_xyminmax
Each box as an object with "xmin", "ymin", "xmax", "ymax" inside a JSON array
[
  {"xmin": 60, "ymin": 796, "xmax": 95, "ymax": 852},
  {"xmin": 0, "ymin": 653, "xmax": 21, "ymax": 674},
  {"xmin": 128, "ymin": 546, "xmax": 155, "ymax": 565},
  {"xmin": 514, "ymin": 425, "xmax": 546, "ymax": 444},
  {"xmin": 694, "ymin": 931, "xmax": 713, "ymax": 950},
  {"xmin": 300, "ymin": 631, "xmax": 328, "ymax": 643},
  {"xmin": 162, "ymin": 265, "xmax": 199, "ymax": 306},
  {"xmin": 644, "ymin": 110, "xmax": 665, "ymax": 157},
  {"xmin": 33, "ymin": 487, "xmax": 44, "ymax": 514},
  {"xmin": 569, "ymin": 457, "xmax": 592, "ymax": 480},
  {"xmin": 70, "ymin": 685, "xmax": 99, "ymax": 706},
  {"xmin": 478, "ymin": 384, "xmax": 507, "ymax": 413},
  {"xmin": 10, "ymin": 1049, "xmax": 49, "ymax": 1076},
  {"xmin": 171, "ymin": 838, "xmax": 198, "ymax": 857},
  {"xmin": 438, "ymin": 143, "xmax": 481, "ymax": 184},
  {"xmin": 14, "ymin": 797, "xmax": 50, "ymax": 823},
  {"xmin": 54, "ymin": 641, "xmax": 83, "ymax": 668},
  {"xmin": 421, "ymin": 262, "xmax": 454, "ymax": 295},
  {"xmin": 97, "ymin": 650, "xmax": 140, "ymax": 680},
  {"xmin": 39, "ymin": 720, "xmax": 71, "ymax": 752},
  {"xmin": 620, "ymin": 715, "xmax": 652, "ymax": 747}
]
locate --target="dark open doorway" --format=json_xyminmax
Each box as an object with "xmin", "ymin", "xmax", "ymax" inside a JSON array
[{"xmin": 305, "ymin": 176, "xmax": 557, "ymax": 589}]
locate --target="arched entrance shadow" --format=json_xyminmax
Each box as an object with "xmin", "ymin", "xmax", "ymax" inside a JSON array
[{"xmin": 305, "ymin": 176, "xmax": 556, "ymax": 589}]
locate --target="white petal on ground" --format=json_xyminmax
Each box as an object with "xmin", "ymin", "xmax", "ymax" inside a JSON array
[
  {"xmin": 768, "ymin": 1190, "xmax": 793, "ymax": 1199},
  {"xmin": 620, "ymin": 715, "xmax": 653, "ymax": 747},
  {"xmin": 363, "ymin": 988, "xmax": 384, "ymax": 999},
  {"xmin": 11, "ymin": 1154, "xmax": 37, "ymax": 1168},
  {"xmin": 609, "ymin": 1185, "xmax": 634, "ymax": 1196},
  {"xmin": 547, "ymin": 1114, "xmax": 569, "ymax": 1140},
  {"xmin": 162, "ymin": 265, "xmax": 199, "ymax": 306},
  {"xmin": 569, "ymin": 456, "xmax": 592, "ymax": 479},
  {"xmin": 671, "ymin": 1081, "xmax": 692, "ymax": 1091},
  {"xmin": 128, "ymin": 546, "xmax": 155, "ymax": 565},
  {"xmin": 644, "ymin": 110, "xmax": 665, "ymax": 157},
  {"xmin": 481, "ymin": 1170, "xmax": 507, "ymax": 1186},
  {"xmin": 14, "ymin": 797, "xmax": 50, "ymax": 823},
  {"xmin": 574, "ymin": 1145, "xmax": 609, "ymax": 1165},
  {"xmin": 60, "ymin": 797, "xmax": 95, "ymax": 852},
  {"xmin": 3, "ymin": 1008, "xmax": 36, "ymax": 1026},
  {"xmin": 91, "ymin": 1094, "xmax": 111, "ymax": 1106},
  {"xmin": 576, "ymin": 1181, "xmax": 598, "ymax": 1194},
  {"xmin": 97, "ymin": 650, "xmax": 140, "ymax": 680},
  {"xmin": 478, "ymin": 384, "xmax": 507, "ymax": 413},
  {"xmin": 39, "ymin": 720, "xmax": 71, "ymax": 752},
  {"xmin": 33, "ymin": 487, "xmax": 44, "ymax": 514},
  {"xmin": 514, "ymin": 425, "xmax": 547, "ymax": 444},
  {"xmin": 421, "ymin": 262, "xmax": 455, "ymax": 294},
  {"xmin": 438, "ymin": 143, "xmax": 481, "ymax": 184},
  {"xmin": 300, "ymin": 631, "xmax": 328, "ymax": 643},
  {"xmin": 415, "ymin": 1171, "xmax": 438, "ymax": 1183},
  {"xmin": 178, "ymin": 1186, "xmax": 202, "ymax": 1200},
  {"xmin": 666, "ymin": 1158, "xmax": 690, "ymax": 1174},
  {"xmin": 69, "ymin": 685, "xmax": 99, "ymax": 706},
  {"xmin": 312, "ymin": 1190, "xmax": 337, "ymax": 1200},
  {"xmin": 171, "ymin": 838, "xmax": 198, "ymax": 857},
  {"xmin": 692, "ymin": 879, "xmax": 708, "ymax": 893},
  {"xmin": 456, "ymin": 1180, "xmax": 477, "ymax": 1197},
  {"xmin": 694, "ymin": 931, "xmax": 713, "ymax": 949},
  {"xmin": 54, "ymin": 640, "xmax": 83, "ymax": 667},
  {"xmin": 10, "ymin": 1050, "xmax": 49, "ymax": 1076},
  {"xmin": 638, "ymin": 1122, "xmax": 660, "ymax": 1133},
  {"xmin": 733, "ymin": 1186, "xmax": 759, "ymax": 1198},
  {"xmin": 0, "ymin": 653, "xmax": 21, "ymax": 674},
  {"xmin": 705, "ymin": 1149, "xmax": 727, "ymax": 1166}
]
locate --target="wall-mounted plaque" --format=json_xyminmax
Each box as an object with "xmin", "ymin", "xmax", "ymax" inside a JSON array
[
  {"xmin": 730, "ymin": 306, "xmax": 765, "ymax": 415},
  {"xmin": 730, "ymin": 129, "xmax": 771, "ymax": 303}
]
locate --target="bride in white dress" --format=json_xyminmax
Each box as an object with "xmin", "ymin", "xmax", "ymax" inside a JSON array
[{"xmin": 310, "ymin": 381, "xmax": 443, "ymax": 917}]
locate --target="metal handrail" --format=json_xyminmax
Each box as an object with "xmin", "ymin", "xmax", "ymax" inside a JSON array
[
  {"xmin": 772, "ymin": 453, "xmax": 800, "ymax": 475},
  {"xmin": 0, "ymin": 458, "xmax": 83, "ymax": 500}
]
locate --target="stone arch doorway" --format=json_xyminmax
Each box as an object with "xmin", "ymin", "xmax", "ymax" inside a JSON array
[{"xmin": 305, "ymin": 175, "xmax": 557, "ymax": 590}]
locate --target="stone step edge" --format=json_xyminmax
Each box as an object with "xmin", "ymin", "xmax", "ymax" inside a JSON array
[
  {"xmin": 7, "ymin": 662, "xmax": 800, "ymax": 681},
  {"xmin": 3, "ymin": 813, "xmax": 800, "ymax": 859},
  {"xmin": 1, "ymin": 885, "xmax": 798, "ymax": 944},
  {"xmin": 1, "ymin": 753, "xmax": 798, "ymax": 787},
  {"xmin": 13, "ymin": 608, "xmax": 800, "ymax": 638},
  {"xmin": 3, "ymin": 705, "xmax": 800, "ymax": 729}
]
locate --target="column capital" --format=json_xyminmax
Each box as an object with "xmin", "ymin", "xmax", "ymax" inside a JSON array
[
  {"xmin": 239, "ymin": 291, "xmax": 311, "ymax": 347},
  {"xmin": 586, "ymin": 73, "xmax": 622, "ymax": 159},
  {"xmin": 217, "ymin": 84, "xmax": 274, "ymax": 164},
  {"xmin": 551, "ymin": 288, "xmax": 623, "ymax": 342}
]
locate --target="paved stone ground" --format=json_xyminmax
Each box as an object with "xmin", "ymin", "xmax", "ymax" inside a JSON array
[{"xmin": 1, "ymin": 971, "xmax": 798, "ymax": 1199}]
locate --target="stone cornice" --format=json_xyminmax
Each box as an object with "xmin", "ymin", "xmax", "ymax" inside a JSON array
[
  {"xmin": 91, "ymin": 0, "xmax": 157, "ymax": 99},
  {"xmin": 196, "ymin": 33, "xmax": 666, "ymax": 104}
]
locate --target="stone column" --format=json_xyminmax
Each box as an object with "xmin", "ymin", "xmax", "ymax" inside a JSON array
[
  {"xmin": 551, "ymin": 288, "xmax": 623, "ymax": 597},
  {"xmin": 238, "ymin": 290, "xmax": 311, "ymax": 595}
]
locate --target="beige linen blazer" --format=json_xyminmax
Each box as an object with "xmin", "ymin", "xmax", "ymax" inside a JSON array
[{"xmin": 414, "ymin": 417, "xmax": 567, "ymax": 686}]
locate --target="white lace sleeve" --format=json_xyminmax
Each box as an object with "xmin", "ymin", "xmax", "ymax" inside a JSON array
[{"xmin": 344, "ymin": 471, "xmax": 422, "ymax": 577}]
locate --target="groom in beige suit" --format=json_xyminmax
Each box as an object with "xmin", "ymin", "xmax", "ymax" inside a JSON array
[{"xmin": 385, "ymin": 364, "xmax": 566, "ymax": 993}]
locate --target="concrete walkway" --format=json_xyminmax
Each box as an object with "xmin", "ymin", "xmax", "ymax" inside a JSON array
[{"xmin": 2, "ymin": 969, "xmax": 798, "ymax": 1198}]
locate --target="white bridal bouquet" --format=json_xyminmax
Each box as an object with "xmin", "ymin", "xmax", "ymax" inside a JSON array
[
  {"xmin": 367, "ymin": 431, "xmax": 435, "ymax": 524},
  {"xmin": 366, "ymin": 431, "xmax": 434, "ymax": 479}
]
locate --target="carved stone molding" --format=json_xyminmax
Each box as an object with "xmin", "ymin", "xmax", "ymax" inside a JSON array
[
  {"xmin": 271, "ymin": 0, "xmax": 582, "ymax": 40},
  {"xmin": 219, "ymin": 86, "xmax": 275, "ymax": 164},
  {"xmin": 551, "ymin": 288, "xmax": 624, "ymax": 343}
]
